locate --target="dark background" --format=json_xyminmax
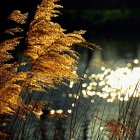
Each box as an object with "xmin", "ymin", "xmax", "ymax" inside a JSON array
[{"xmin": 0, "ymin": 0, "xmax": 140, "ymax": 37}]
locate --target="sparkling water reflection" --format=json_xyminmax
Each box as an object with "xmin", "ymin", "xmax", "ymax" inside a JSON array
[
  {"xmin": 81, "ymin": 62, "xmax": 140, "ymax": 102},
  {"xmin": 77, "ymin": 36, "xmax": 140, "ymax": 103}
]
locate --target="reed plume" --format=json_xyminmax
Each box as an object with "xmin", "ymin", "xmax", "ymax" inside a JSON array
[{"xmin": 0, "ymin": 0, "xmax": 95, "ymax": 119}]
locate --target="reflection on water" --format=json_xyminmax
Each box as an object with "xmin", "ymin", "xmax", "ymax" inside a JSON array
[
  {"xmin": 78, "ymin": 36, "xmax": 140, "ymax": 102},
  {"xmin": 81, "ymin": 60, "xmax": 140, "ymax": 102}
]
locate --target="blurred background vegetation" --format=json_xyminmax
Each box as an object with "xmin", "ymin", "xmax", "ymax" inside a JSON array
[
  {"xmin": 0, "ymin": 0, "xmax": 140, "ymax": 37},
  {"xmin": 59, "ymin": 0, "xmax": 140, "ymax": 37}
]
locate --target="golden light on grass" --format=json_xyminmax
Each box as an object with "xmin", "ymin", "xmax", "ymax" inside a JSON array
[{"xmin": 0, "ymin": 0, "xmax": 97, "ymax": 117}]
